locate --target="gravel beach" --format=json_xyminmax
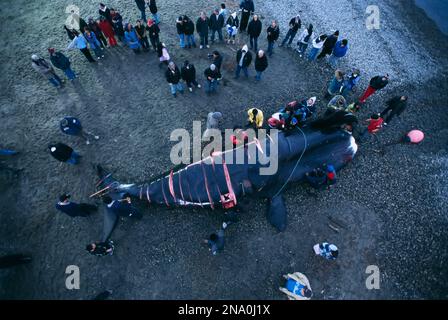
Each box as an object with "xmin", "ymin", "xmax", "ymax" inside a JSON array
[{"xmin": 0, "ymin": 0, "xmax": 447, "ymax": 299}]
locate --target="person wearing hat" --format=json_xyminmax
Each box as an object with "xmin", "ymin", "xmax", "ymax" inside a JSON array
[
  {"xmin": 165, "ymin": 61, "xmax": 184, "ymax": 97},
  {"xmin": 48, "ymin": 48, "xmax": 76, "ymax": 81},
  {"xmin": 147, "ymin": 19, "xmax": 160, "ymax": 51},
  {"xmin": 204, "ymin": 64, "xmax": 221, "ymax": 94},
  {"xmin": 313, "ymin": 242, "xmax": 339, "ymax": 260},
  {"xmin": 48, "ymin": 143, "xmax": 81, "ymax": 165},
  {"xmin": 181, "ymin": 60, "xmax": 201, "ymax": 92},
  {"xmin": 56, "ymin": 194, "xmax": 98, "ymax": 218},
  {"xmin": 31, "ymin": 54, "xmax": 63, "ymax": 88},
  {"xmin": 203, "ymin": 112, "xmax": 223, "ymax": 139},
  {"xmin": 60, "ymin": 116, "xmax": 99, "ymax": 145},
  {"xmin": 235, "ymin": 44, "xmax": 252, "ymax": 79}
]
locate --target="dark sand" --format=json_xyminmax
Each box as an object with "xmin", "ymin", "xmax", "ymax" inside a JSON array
[{"xmin": 0, "ymin": 0, "xmax": 447, "ymax": 299}]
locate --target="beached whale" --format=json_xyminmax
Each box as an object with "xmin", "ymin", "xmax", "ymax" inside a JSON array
[{"xmin": 95, "ymin": 127, "xmax": 358, "ymax": 239}]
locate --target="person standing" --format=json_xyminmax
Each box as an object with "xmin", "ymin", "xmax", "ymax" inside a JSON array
[
  {"xmin": 56, "ymin": 194, "xmax": 97, "ymax": 218},
  {"xmin": 48, "ymin": 143, "xmax": 81, "ymax": 165},
  {"xmin": 147, "ymin": 19, "xmax": 160, "ymax": 51},
  {"xmin": 111, "ymin": 9, "xmax": 125, "ymax": 42},
  {"xmin": 209, "ymin": 9, "xmax": 224, "ymax": 44},
  {"xmin": 219, "ymin": 3, "xmax": 229, "ymax": 22},
  {"xmin": 239, "ymin": 0, "xmax": 255, "ymax": 33},
  {"xmin": 166, "ymin": 61, "xmax": 184, "ymax": 97},
  {"xmin": 98, "ymin": 16, "xmax": 117, "ymax": 47},
  {"xmin": 296, "ymin": 24, "xmax": 313, "ymax": 57},
  {"xmin": 380, "ymin": 96, "xmax": 408, "ymax": 125},
  {"xmin": 88, "ymin": 17, "xmax": 108, "ymax": 48},
  {"xmin": 235, "ymin": 44, "xmax": 252, "ymax": 79},
  {"xmin": 158, "ymin": 42, "xmax": 170, "ymax": 67},
  {"xmin": 181, "ymin": 60, "xmax": 201, "ymax": 92},
  {"xmin": 359, "ymin": 113, "xmax": 384, "ymax": 143},
  {"xmin": 135, "ymin": 19, "xmax": 150, "ymax": 51},
  {"xmin": 266, "ymin": 20, "xmax": 280, "ymax": 57},
  {"xmin": 226, "ymin": 12, "xmax": 239, "ymax": 44},
  {"xmin": 329, "ymin": 39, "xmax": 349, "ymax": 68},
  {"xmin": 98, "ymin": 3, "xmax": 113, "ymax": 26},
  {"xmin": 317, "ymin": 30, "xmax": 339, "ymax": 60},
  {"xmin": 280, "ymin": 14, "xmax": 302, "ymax": 47},
  {"xmin": 204, "ymin": 229, "xmax": 225, "ymax": 255},
  {"xmin": 31, "ymin": 54, "xmax": 63, "ymax": 88},
  {"xmin": 247, "ymin": 15, "xmax": 262, "ymax": 52},
  {"xmin": 149, "ymin": 0, "xmax": 160, "ymax": 24},
  {"xmin": 66, "ymin": 31, "xmax": 96, "ymax": 62},
  {"xmin": 308, "ymin": 34, "xmax": 327, "ymax": 62},
  {"xmin": 135, "ymin": 0, "xmax": 148, "ymax": 23},
  {"xmin": 211, "ymin": 50, "xmax": 223, "ymax": 74},
  {"xmin": 84, "ymin": 28, "xmax": 105, "ymax": 60},
  {"xmin": 124, "ymin": 23, "xmax": 142, "ymax": 54},
  {"xmin": 48, "ymin": 48, "xmax": 76, "ymax": 81},
  {"xmin": 60, "ymin": 116, "xmax": 99, "ymax": 145},
  {"xmin": 341, "ymin": 69, "xmax": 361, "ymax": 98},
  {"xmin": 64, "ymin": 25, "xmax": 77, "ymax": 41},
  {"xmin": 254, "ymin": 50, "xmax": 268, "ymax": 81},
  {"xmin": 176, "ymin": 16, "xmax": 185, "ymax": 48},
  {"xmin": 326, "ymin": 69, "xmax": 345, "ymax": 98},
  {"xmin": 196, "ymin": 12, "xmax": 210, "ymax": 49},
  {"xmin": 359, "ymin": 74, "xmax": 390, "ymax": 103},
  {"xmin": 204, "ymin": 64, "xmax": 221, "ymax": 94},
  {"xmin": 183, "ymin": 16, "xmax": 196, "ymax": 48}
]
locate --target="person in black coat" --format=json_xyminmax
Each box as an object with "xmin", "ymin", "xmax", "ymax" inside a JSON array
[
  {"xmin": 210, "ymin": 50, "xmax": 223, "ymax": 73},
  {"xmin": 99, "ymin": 3, "xmax": 113, "ymax": 26},
  {"xmin": 88, "ymin": 17, "xmax": 108, "ymax": 48},
  {"xmin": 165, "ymin": 62, "xmax": 184, "ymax": 97},
  {"xmin": 247, "ymin": 15, "xmax": 262, "ymax": 52},
  {"xmin": 235, "ymin": 44, "xmax": 252, "ymax": 78},
  {"xmin": 181, "ymin": 60, "xmax": 201, "ymax": 92},
  {"xmin": 204, "ymin": 64, "xmax": 221, "ymax": 94},
  {"xmin": 183, "ymin": 16, "xmax": 196, "ymax": 48},
  {"xmin": 196, "ymin": 12, "xmax": 210, "ymax": 49},
  {"xmin": 56, "ymin": 193, "xmax": 97, "ymax": 218},
  {"xmin": 135, "ymin": 0, "xmax": 148, "ymax": 22},
  {"xmin": 64, "ymin": 25, "xmax": 76, "ymax": 40},
  {"xmin": 317, "ymin": 30, "xmax": 339, "ymax": 59},
  {"xmin": 380, "ymin": 96, "xmax": 408, "ymax": 125},
  {"xmin": 209, "ymin": 9, "xmax": 224, "ymax": 43},
  {"xmin": 280, "ymin": 15, "xmax": 302, "ymax": 47},
  {"xmin": 176, "ymin": 16, "xmax": 185, "ymax": 48},
  {"xmin": 147, "ymin": 18, "xmax": 160, "ymax": 50},
  {"xmin": 48, "ymin": 48, "xmax": 76, "ymax": 81},
  {"xmin": 48, "ymin": 143, "xmax": 81, "ymax": 165},
  {"xmin": 149, "ymin": 0, "xmax": 160, "ymax": 24},
  {"xmin": 111, "ymin": 9, "xmax": 125, "ymax": 42},
  {"xmin": 239, "ymin": 0, "xmax": 255, "ymax": 32},
  {"xmin": 254, "ymin": 50, "xmax": 268, "ymax": 81},
  {"xmin": 266, "ymin": 20, "xmax": 280, "ymax": 56},
  {"xmin": 359, "ymin": 74, "xmax": 390, "ymax": 103}
]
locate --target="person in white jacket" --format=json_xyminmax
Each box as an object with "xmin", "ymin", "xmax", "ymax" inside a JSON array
[
  {"xmin": 296, "ymin": 24, "xmax": 313, "ymax": 57},
  {"xmin": 308, "ymin": 34, "xmax": 327, "ymax": 61}
]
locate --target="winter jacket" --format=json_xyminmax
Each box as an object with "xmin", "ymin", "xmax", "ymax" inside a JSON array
[
  {"xmin": 196, "ymin": 17, "xmax": 209, "ymax": 35},
  {"xmin": 213, "ymin": 54, "xmax": 223, "ymax": 71},
  {"xmin": 369, "ymin": 76, "xmax": 389, "ymax": 90},
  {"xmin": 248, "ymin": 19, "xmax": 262, "ymax": 37},
  {"xmin": 49, "ymin": 143, "xmax": 73, "ymax": 162},
  {"xmin": 236, "ymin": 49, "xmax": 252, "ymax": 67},
  {"xmin": 209, "ymin": 13, "xmax": 224, "ymax": 30},
  {"xmin": 240, "ymin": 0, "xmax": 255, "ymax": 13},
  {"xmin": 148, "ymin": 24, "xmax": 160, "ymax": 39},
  {"xmin": 149, "ymin": 0, "xmax": 158, "ymax": 14},
  {"xmin": 50, "ymin": 52, "xmax": 71, "ymax": 70},
  {"xmin": 111, "ymin": 12, "xmax": 124, "ymax": 37},
  {"xmin": 204, "ymin": 67, "xmax": 221, "ymax": 81},
  {"xmin": 135, "ymin": 24, "xmax": 147, "ymax": 38},
  {"xmin": 381, "ymin": 97, "xmax": 408, "ymax": 117},
  {"xmin": 99, "ymin": 19, "xmax": 115, "ymax": 38},
  {"xmin": 267, "ymin": 25, "xmax": 280, "ymax": 42},
  {"xmin": 322, "ymin": 34, "xmax": 338, "ymax": 51},
  {"xmin": 183, "ymin": 19, "xmax": 195, "ymax": 35},
  {"xmin": 88, "ymin": 21, "xmax": 104, "ymax": 39},
  {"xmin": 124, "ymin": 27, "xmax": 141, "ymax": 49},
  {"xmin": 84, "ymin": 31, "xmax": 101, "ymax": 49},
  {"xmin": 255, "ymin": 54, "xmax": 268, "ymax": 72},
  {"xmin": 328, "ymin": 76, "xmax": 345, "ymax": 95},
  {"xmin": 288, "ymin": 17, "xmax": 301, "ymax": 32},
  {"xmin": 67, "ymin": 35, "xmax": 88, "ymax": 50},
  {"xmin": 312, "ymin": 36, "xmax": 326, "ymax": 49},
  {"xmin": 32, "ymin": 58, "xmax": 55, "ymax": 79},
  {"xmin": 181, "ymin": 64, "xmax": 197, "ymax": 82},
  {"xmin": 99, "ymin": 7, "xmax": 112, "ymax": 24},
  {"xmin": 297, "ymin": 28, "xmax": 313, "ymax": 44},
  {"xmin": 226, "ymin": 15, "xmax": 239, "ymax": 28},
  {"xmin": 176, "ymin": 18, "xmax": 184, "ymax": 34},
  {"xmin": 332, "ymin": 41, "xmax": 349, "ymax": 57},
  {"xmin": 165, "ymin": 66, "xmax": 181, "ymax": 84}
]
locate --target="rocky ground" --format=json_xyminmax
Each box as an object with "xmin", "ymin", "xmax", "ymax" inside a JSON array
[{"xmin": 0, "ymin": 0, "xmax": 447, "ymax": 299}]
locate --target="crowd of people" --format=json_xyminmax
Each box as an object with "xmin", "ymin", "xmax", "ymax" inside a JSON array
[{"xmin": 10, "ymin": 0, "xmax": 419, "ymax": 298}]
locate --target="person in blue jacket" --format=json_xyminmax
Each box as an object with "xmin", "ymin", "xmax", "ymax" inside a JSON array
[
  {"xmin": 56, "ymin": 194, "xmax": 98, "ymax": 218},
  {"xmin": 66, "ymin": 31, "xmax": 96, "ymax": 63},
  {"xmin": 60, "ymin": 116, "xmax": 99, "ymax": 145},
  {"xmin": 84, "ymin": 28, "xmax": 105, "ymax": 60},
  {"xmin": 341, "ymin": 69, "xmax": 361, "ymax": 98},
  {"xmin": 124, "ymin": 23, "xmax": 142, "ymax": 54},
  {"xmin": 329, "ymin": 39, "xmax": 349, "ymax": 68}
]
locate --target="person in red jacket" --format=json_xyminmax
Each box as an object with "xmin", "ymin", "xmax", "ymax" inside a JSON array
[
  {"xmin": 358, "ymin": 113, "xmax": 384, "ymax": 143},
  {"xmin": 359, "ymin": 74, "xmax": 389, "ymax": 103},
  {"xmin": 98, "ymin": 16, "xmax": 117, "ymax": 47}
]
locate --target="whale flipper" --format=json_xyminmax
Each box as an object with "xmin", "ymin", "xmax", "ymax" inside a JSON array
[{"xmin": 267, "ymin": 194, "xmax": 287, "ymax": 232}]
